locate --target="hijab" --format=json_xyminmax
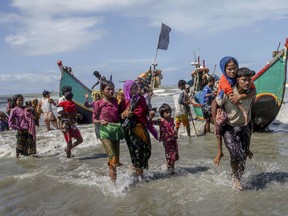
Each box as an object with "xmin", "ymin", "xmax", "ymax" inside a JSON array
[
  {"xmin": 123, "ymin": 80, "xmax": 136, "ymax": 102},
  {"xmin": 219, "ymin": 56, "xmax": 239, "ymax": 87}
]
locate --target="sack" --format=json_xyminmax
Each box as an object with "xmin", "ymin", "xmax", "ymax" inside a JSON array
[{"xmin": 202, "ymin": 104, "xmax": 212, "ymax": 119}]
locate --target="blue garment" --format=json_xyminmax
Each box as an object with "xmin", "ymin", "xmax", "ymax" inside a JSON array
[
  {"xmin": 200, "ymin": 85, "xmax": 213, "ymax": 105},
  {"xmin": 0, "ymin": 121, "xmax": 9, "ymax": 132},
  {"xmin": 218, "ymin": 56, "xmax": 239, "ymax": 99},
  {"xmin": 219, "ymin": 56, "xmax": 239, "ymax": 87}
]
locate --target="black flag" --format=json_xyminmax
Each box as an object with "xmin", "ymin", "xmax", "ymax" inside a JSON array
[{"xmin": 157, "ymin": 23, "xmax": 171, "ymax": 50}]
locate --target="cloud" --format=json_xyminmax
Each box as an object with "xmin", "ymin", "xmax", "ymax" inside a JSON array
[{"xmin": 1, "ymin": 0, "xmax": 288, "ymax": 55}]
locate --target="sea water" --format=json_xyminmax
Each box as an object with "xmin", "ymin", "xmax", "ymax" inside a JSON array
[{"xmin": 0, "ymin": 87, "xmax": 288, "ymax": 216}]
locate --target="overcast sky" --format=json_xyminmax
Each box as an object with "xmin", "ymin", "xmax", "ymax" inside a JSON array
[{"xmin": 0, "ymin": 0, "xmax": 288, "ymax": 95}]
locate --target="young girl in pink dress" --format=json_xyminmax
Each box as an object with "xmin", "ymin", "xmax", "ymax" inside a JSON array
[{"xmin": 151, "ymin": 103, "xmax": 179, "ymax": 172}]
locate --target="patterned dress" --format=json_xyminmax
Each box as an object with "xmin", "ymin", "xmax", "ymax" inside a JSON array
[{"xmin": 154, "ymin": 118, "xmax": 179, "ymax": 167}]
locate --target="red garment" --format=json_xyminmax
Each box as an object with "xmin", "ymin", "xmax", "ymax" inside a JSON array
[
  {"xmin": 63, "ymin": 127, "xmax": 82, "ymax": 143},
  {"xmin": 119, "ymin": 95, "xmax": 148, "ymax": 125},
  {"xmin": 218, "ymin": 75, "xmax": 255, "ymax": 94},
  {"xmin": 58, "ymin": 101, "xmax": 76, "ymax": 113},
  {"xmin": 92, "ymin": 98, "xmax": 120, "ymax": 123}
]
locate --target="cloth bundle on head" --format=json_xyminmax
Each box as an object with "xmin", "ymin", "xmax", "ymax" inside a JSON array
[{"xmin": 124, "ymin": 80, "xmax": 136, "ymax": 101}]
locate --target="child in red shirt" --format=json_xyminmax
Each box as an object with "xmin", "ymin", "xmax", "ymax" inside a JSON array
[{"xmin": 58, "ymin": 91, "xmax": 83, "ymax": 158}]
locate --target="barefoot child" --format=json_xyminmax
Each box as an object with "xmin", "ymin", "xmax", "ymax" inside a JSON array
[
  {"xmin": 212, "ymin": 57, "xmax": 256, "ymax": 166},
  {"xmin": 151, "ymin": 103, "xmax": 179, "ymax": 172},
  {"xmin": 57, "ymin": 91, "xmax": 83, "ymax": 158}
]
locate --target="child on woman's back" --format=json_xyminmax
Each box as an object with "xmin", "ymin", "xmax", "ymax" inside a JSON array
[
  {"xmin": 58, "ymin": 91, "xmax": 83, "ymax": 158},
  {"xmin": 212, "ymin": 57, "xmax": 256, "ymax": 165},
  {"xmin": 151, "ymin": 103, "xmax": 179, "ymax": 172}
]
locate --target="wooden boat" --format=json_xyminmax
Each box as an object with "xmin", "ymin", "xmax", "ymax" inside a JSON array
[
  {"xmin": 190, "ymin": 39, "xmax": 288, "ymax": 130},
  {"xmin": 57, "ymin": 60, "xmax": 93, "ymax": 124}
]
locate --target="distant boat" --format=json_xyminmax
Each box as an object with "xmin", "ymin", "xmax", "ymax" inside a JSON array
[
  {"xmin": 137, "ymin": 66, "xmax": 163, "ymax": 89},
  {"xmin": 57, "ymin": 60, "xmax": 93, "ymax": 124},
  {"xmin": 190, "ymin": 38, "xmax": 288, "ymax": 131}
]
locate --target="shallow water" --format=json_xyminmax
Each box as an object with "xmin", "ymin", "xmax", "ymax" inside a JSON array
[{"xmin": 1, "ymin": 87, "xmax": 288, "ymax": 216}]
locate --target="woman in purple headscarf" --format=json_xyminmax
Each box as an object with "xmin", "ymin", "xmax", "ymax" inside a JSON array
[{"xmin": 119, "ymin": 80, "xmax": 152, "ymax": 176}]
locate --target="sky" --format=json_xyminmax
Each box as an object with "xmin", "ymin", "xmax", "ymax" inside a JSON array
[{"xmin": 0, "ymin": 0, "xmax": 288, "ymax": 95}]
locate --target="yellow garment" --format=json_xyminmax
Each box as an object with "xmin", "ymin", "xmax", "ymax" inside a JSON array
[
  {"xmin": 91, "ymin": 90, "xmax": 102, "ymax": 101},
  {"xmin": 116, "ymin": 90, "xmax": 124, "ymax": 104},
  {"xmin": 133, "ymin": 124, "xmax": 148, "ymax": 143}
]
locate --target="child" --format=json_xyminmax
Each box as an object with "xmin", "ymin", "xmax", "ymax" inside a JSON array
[
  {"xmin": 213, "ymin": 57, "xmax": 256, "ymax": 165},
  {"xmin": 58, "ymin": 91, "xmax": 83, "ymax": 158},
  {"xmin": 84, "ymin": 90, "xmax": 102, "ymax": 139},
  {"xmin": 8, "ymin": 94, "xmax": 36, "ymax": 158},
  {"xmin": 116, "ymin": 89, "xmax": 125, "ymax": 105},
  {"xmin": 38, "ymin": 90, "xmax": 58, "ymax": 131},
  {"xmin": 32, "ymin": 98, "xmax": 41, "ymax": 126},
  {"xmin": 184, "ymin": 84, "xmax": 193, "ymax": 120},
  {"xmin": 151, "ymin": 103, "xmax": 179, "ymax": 172},
  {"xmin": 0, "ymin": 111, "xmax": 9, "ymax": 132},
  {"xmin": 92, "ymin": 81, "xmax": 124, "ymax": 182},
  {"xmin": 6, "ymin": 98, "xmax": 14, "ymax": 116},
  {"xmin": 173, "ymin": 80, "xmax": 191, "ymax": 137}
]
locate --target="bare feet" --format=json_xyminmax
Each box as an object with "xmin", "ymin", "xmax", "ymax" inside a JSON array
[
  {"xmin": 248, "ymin": 150, "xmax": 253, "ymax": 159},
  {"xmin": 232, "ymin": 178, "xmax": 243, "ymax": 191},
  {"xmin": 213, "ymin": 152, "xmax": 224, "ymax": 166},
  {"xmin": 116, "ymin": 162, "xmax": 123, "ymax": 167}
]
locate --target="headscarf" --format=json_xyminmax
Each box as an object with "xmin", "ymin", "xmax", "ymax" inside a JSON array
[
  {"xmin": 91, "ymin": 90, "xmax": 102, "ymax": 101},
  {"xmin": 219, "ymin": 56, "xmax": 239, "ymax": 87},
  {"xmin": 123, "ymin": 80, "xmax": 136, "ymax": 101}
]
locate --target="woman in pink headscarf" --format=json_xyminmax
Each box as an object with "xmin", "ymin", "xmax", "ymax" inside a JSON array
[{"xmin": 119, "ymin": 80, "xmax": 153, "ymax": 176}]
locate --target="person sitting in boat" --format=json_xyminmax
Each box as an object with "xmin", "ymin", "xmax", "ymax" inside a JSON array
[
  {"xmin": 199, "ymin": 76, "xmax": 217, "ymax": 134},
  {"xmin": 136, "ymin": 77, "xmax": 149, "ymax": 92},
  {"xmin": 91, "ymin": 71, "xmax": 107, "ymax": 90}
]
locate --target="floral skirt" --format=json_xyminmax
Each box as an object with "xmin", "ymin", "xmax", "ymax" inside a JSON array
[
  {"xmin": 125, "ymin": 124, "xmax": 151, "ymax": 169},
  {"xmin": 16, "ymin": 129, "xmax": 36, "ymax": 156}
]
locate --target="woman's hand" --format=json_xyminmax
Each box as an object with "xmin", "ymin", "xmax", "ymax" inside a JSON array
[
  {"xmin": 100, "ymin": 119, "xmax": 108, "ymax": 126},
  {"xmin": 213, "ymin": 151, "xmax": 224, "ymax": 166}
]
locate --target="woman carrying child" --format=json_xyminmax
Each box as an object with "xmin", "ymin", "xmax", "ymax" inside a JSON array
[
  {"xmin": 8, "ymin": 94, "xmax": 36, "ymax": 158},
  {"xmin": 58, "ymin": 91, "xmax": 83, "ymax": 158}
]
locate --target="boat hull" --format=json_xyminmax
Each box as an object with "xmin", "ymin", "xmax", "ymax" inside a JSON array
[{"xmin": 58, "ymin": 62, "xmax": 93, "ymax": 124}]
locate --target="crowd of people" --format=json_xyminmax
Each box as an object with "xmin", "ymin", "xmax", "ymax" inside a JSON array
[{"xmin": 1, "ymin": 58, "xmax": 256, "ymax": 190}]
